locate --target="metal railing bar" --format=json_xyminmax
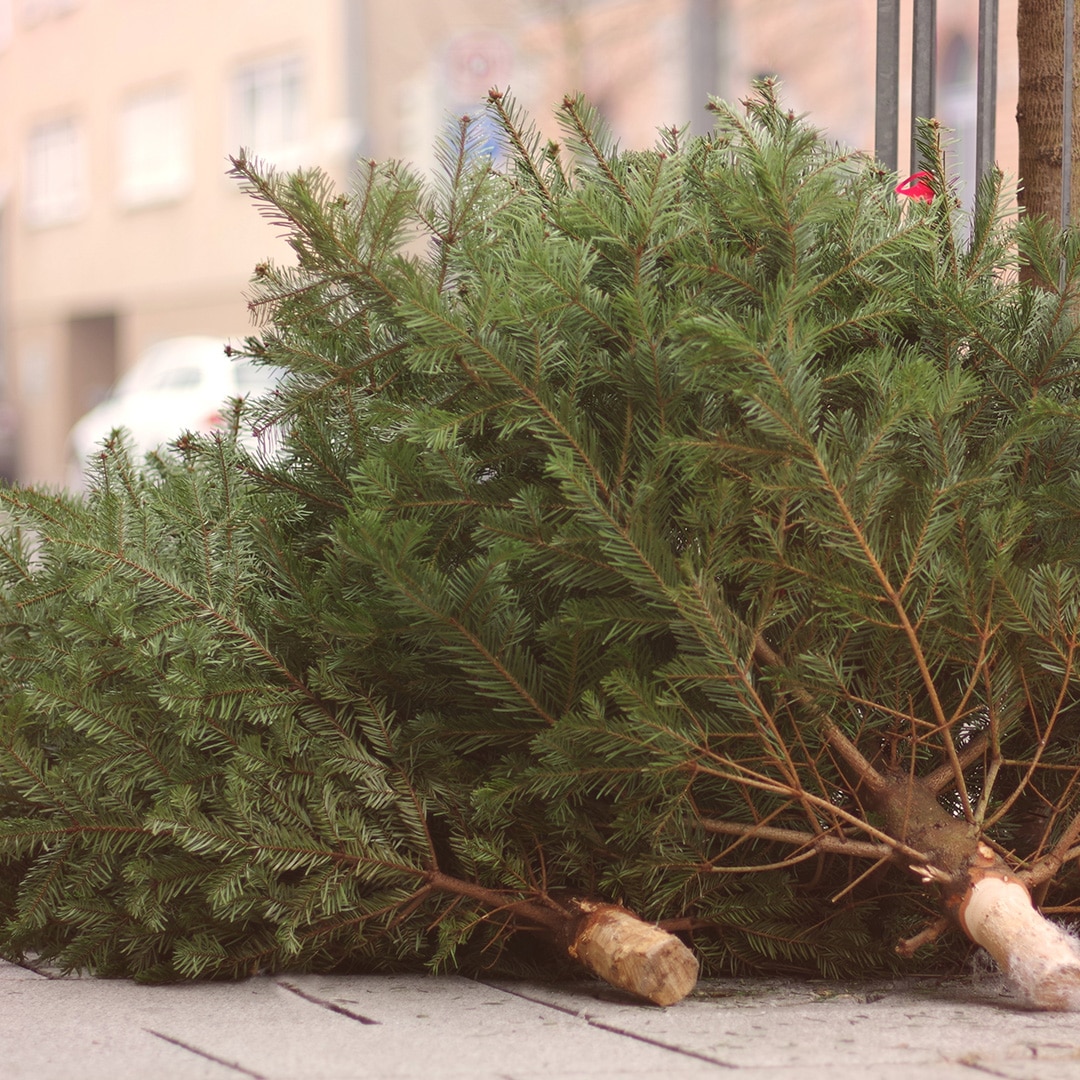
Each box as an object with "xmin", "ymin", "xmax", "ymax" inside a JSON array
[
  {"xmin": 975, "ymin": 0, "xmax": 999, "ymax": 182},
  {"xmin": 875, "ymin": 0, "xmax": 901, "ymax": 172},
  {"xmin": 910, "ymin": 0, "xmax": 938, "ymax": 171}
]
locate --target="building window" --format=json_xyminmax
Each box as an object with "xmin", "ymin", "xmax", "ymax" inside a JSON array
[
  {"xmin": 20, "ymin": 0, "xmax": 77, "ymax": 25},
  {"xmin": 231, "ymin": 55, "xmax": 305, "ymax": 164},
  {"xmin": 118, "ymin": 87, "xmax": 191, "ymax": 207},
  {"xmin": 25, "ymin": 117, "xmax": 85, "ymax": 226},
  {"xmin": 0, "ymin": 0, "xmax": 13, "ymax": 51}
]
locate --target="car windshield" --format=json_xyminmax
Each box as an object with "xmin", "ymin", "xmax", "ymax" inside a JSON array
[
  {"xmin": 233, "ymin": 359, "xmax": 284, "ymax": 393},
  {"xmin": 111, "ymin": 339, "xmax": 225, "ymax": 398},
  {"xmin": 106, "ymin": 342, "xmax": 283, "ymax": 400}
]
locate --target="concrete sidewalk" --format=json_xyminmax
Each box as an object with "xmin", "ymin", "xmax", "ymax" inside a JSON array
[{"xmin": 2, "ymin": 960, "xmax": 1077, "ymax": 1079}]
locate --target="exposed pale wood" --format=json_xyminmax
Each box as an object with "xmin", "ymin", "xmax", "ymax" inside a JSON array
[
  {"xmin": 568, "ymin": 901, "xmax": 699, "ymax": 1006},
  {"xmin": 959, "ymin": 871, "xmax": 1080, "ymax": 1010}
]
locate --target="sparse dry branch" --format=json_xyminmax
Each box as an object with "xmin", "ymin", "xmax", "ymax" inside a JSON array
[
  {"xmin": 699, "ymin": 818, "xmax": 894, "ymax": 861},
  {"xmin": 896, "ymin": 916, "xmax": 950, "ymax": 957}
]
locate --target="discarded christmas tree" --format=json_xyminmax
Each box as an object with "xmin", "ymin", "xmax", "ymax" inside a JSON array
[{"xmin": 3, "ymin": 83, "xmax": 1080, "ymax": 1008}]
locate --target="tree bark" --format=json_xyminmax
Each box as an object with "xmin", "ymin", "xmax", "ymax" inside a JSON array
[
  {"xmin": 748, "ymin": 633, "xmax": 1080, "ymax": 1010},
  {"xmin": 870, "ymin": 776, "xmax": 1080, "ymax": 1010},
  {"xmin": 426, "ymin": 871, "xmax": 699, "ymax": 1005},
  {"xmin": 1017, "ymin": 0, "xmax": 1080, "ymax": 228}
]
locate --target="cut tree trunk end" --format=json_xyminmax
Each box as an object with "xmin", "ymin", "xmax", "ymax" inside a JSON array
[
  {"xmin": 869, "ymin": 779, "xmax": 1080, "ymax": 1010},
  {"xmin": 424, "ymin": 871, "xmax": 698, "ymax": 1005},
  {"xmin": 748, "ymin": 637, "xmax": 1080, "ymax": 1010},
  {"xmin": 567, "ymin": 900, "xmax": 699, "ymax": 1006},
  {"xmin": 959, "ymin": 867, "xmax": 1080, "ymax": 1011}
]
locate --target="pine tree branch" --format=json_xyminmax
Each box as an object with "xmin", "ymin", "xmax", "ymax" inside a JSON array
[
  {"xmin": 405, "ymin": 300, "xmax": 614, "ymax": 506},
  {"xmin": 691, "ymin": 761, "xmax": 929, "ymax": 863},
  {"xmin": 27, "ymin": 686, "xmax": 174, "ymax": 782},
  {"xmin": 751, "ymin": 634, "xmax": 889, "ymax": 801},
  {"xmin": 896, "ymin": 916, "xmax": 951, "ymax": 957},
  {"xmin": 1022, "ymin": 810, "xmax": 1080, "ymax": 889},
  {"xmin": 49, "ymin": 538, "xmax": 349, "ymax": 736},
  {"xmin": 983, "ymin": 635, "xmax": 1080, "ymax": 832},
  {"xmin": 559, "ymin": 96, "xmax": 631, "ymax": 205},
  {"xmin": 486, "ymin": 89, "xmax": 554, "ymax": 202},
  {"xmin": 699, "ymin": 817, "xmax": 894, "ymax": 861},
  {"xmin": 799, "ymin": 440, "xmax": 973, "ymax": 818},
  {"xmin": 424, "ymin": 869, "xmax": 568, "ymax": 935},
  {"xmin": 362, "ymin": 556, "xmax": 557, "ymax": 727},
  {"xmin": 670, "ymin": 581, "xmax": 804, "ymax": 792},
  {"xmin": 923, "ymin": 734, "xmax": 991, "ymax": 796}
]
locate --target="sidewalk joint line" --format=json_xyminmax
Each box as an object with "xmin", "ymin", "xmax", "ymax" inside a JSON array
[
  {"xmin": 956, "ymin": 1057, "xmax": 1021, "ymax": 1078},
  {"xmin": 144, "ymin": 1029, "xmax": 269, "ymax": 1078},
  {"xmin": 276, "ymin": 979, "xmax": 382, "ymax": 1024},
  {"xmin": 478, "ymin": 981, "xmax": 738, "ymax": 1069},
  {"xmin": 4, "ymin": 958, "xmax": 63, "ymax": 979}
]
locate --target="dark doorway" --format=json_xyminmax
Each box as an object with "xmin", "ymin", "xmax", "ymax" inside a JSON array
[{"xmin": 66, "ymin": 312, "xmax": 118, "ymax": 432}]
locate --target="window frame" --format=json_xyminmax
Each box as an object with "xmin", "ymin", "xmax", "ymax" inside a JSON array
[
  {"xmin": 117, "ymin": 84, "xmax": 192, "ymax": 209},
  {"xmin": 229, "ymin": 53, "xmax": 306, "ymax": 166},
  {"xmin": 24, "ymin": 115, "xmax": 86, "ymax": 227}
]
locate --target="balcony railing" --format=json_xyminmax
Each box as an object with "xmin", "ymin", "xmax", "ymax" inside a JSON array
[{"xmin": 876, "ymin": 0, "xmax": 1079, "ymax": 228}]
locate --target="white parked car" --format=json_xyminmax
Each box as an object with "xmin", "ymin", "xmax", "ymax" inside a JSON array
[{"xmin": 68, "ymin": 336, "xmax": 283, "ymax": 486}]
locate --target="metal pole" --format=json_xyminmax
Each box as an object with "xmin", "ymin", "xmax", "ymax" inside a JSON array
[
  {"xmin": 975, "ymin": 0, "xmax": 998, "ymax": 183},
  {"xmin": 344, "ymin": 0, "xmax": 370, "ymax": 166},
  {"xmin": 910, "ymin": 0, "xmax": 937, "ymax": 172},
  {"xmin": 688, "ymin": 0, "xmax": 724, "ymax": 136},
  {"xmin": 875, "ymin": 0, "xmax": 901, "ymax": 172}
]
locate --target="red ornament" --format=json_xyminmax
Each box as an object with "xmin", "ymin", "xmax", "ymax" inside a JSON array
[{"xmin": 895, "ymin": 171, "xmax": 934, "ymax": 203}]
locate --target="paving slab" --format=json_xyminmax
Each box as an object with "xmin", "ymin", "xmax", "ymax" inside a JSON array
[
  {"xmin": 487, "ymin": 976, "xmax": 1080, "ymax": 1079},
  {"xmin": 1, "ymin": 960, "xmax": 1079, "ymax": 1079},
  {"xmin": 0, "ymin": 964, "xmax": 716, "ymax": 1080}
]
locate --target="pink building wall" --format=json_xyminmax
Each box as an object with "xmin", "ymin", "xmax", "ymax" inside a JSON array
[{"xmin": 0, "ymin": 1, "xmax": 1027, "ymax": 485}]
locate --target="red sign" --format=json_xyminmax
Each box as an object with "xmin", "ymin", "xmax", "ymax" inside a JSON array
[{"xmin": 896, "ymin": 171, "xmax": 935, "ymax": 203}]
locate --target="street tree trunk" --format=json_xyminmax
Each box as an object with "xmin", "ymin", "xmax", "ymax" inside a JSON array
[{"xmin": 1017, "ymin": 0, "xmax": 1080, "ymax": 229}]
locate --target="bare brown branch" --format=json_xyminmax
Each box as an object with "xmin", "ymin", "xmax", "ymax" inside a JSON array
[
  {"xmin": 700, "ymin": 817, "xmax": 894, "ymax": 861},
  {"xmin": 896, "ymin": 916, "xmax": 950, "ymax": 957}
]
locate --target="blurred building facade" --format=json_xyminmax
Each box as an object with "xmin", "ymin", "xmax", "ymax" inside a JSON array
[{"xmin": 0, "ymin": 0, "xmax": 1018, "ymax": 486}]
